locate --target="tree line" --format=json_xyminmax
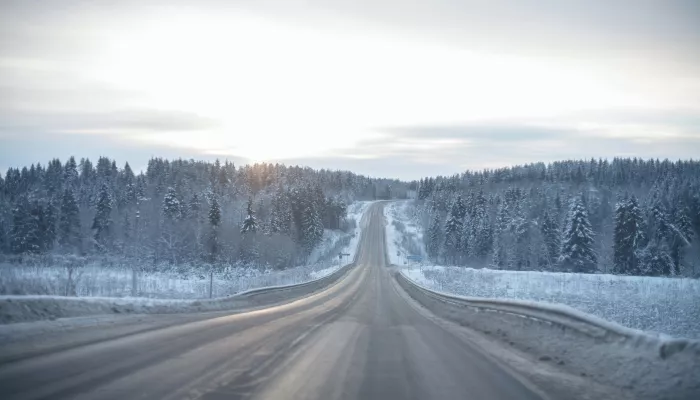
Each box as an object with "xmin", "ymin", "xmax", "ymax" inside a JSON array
[
  {"xmin": 417, "ymin": 158, "xmax": 699, "ymax": 277},
  {"xmin": 0, "ymin": 156, "xmax": 401, "ymax": 271}
]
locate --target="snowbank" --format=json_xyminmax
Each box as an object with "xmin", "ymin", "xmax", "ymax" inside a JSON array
[
  {"xmin": 395, "ymin": 270, "xmax": 700, "ymax": 400},
  {"xmin": 0, "ymin": 260, "xmax": 357, "ymax": 324},
  {"xmin": 403, "ymin": 265, "xmax": 700, "ymax": 340}
]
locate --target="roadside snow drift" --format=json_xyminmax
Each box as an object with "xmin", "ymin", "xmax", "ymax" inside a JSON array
[
  {"xmin": 396, "ymin": 270, "xmax": 700, "ymax": 400},
  {"xmin": 0, "ymin": 260, "xmax": 356, "ymax": 324}
]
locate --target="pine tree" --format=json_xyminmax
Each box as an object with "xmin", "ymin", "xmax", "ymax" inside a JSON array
[
  {"xmin": 459, "ymin": 219, "xmax": 471, "ymax": 260},
  {"xmin": 443, "ymin": 196, "xmax": 466, "ymax": 264},
  {"xmin": 300, "ymin": 202, "xmax": 323, "ymax": 253},
  {"xmin": 0, "ymin": 218, "xmax": 7, "ymax": 254},
  {"xmin": 63, "ymin": 156, "xmax": 79, "ymax": 190},
  {"xmin": 162, "ymin": 187, "xmax": 182, "ymax": 221},
  {"xmin": 11, "ymin": 196, "xmax": 41, "ymax": 254},
  {"xmin": 240, "ymin": 198, "xmax": 260, "ymax": 263},
  {"xmin": 491, "ymin": 202, "xmax": 508, "ymax": 269},
  {"xmin": 241, "ymin": 198, "xmax": 257, "ymax": 234},
  {"xmin": 669, "ymin": 207, "xmax": 693, "ymax": 273},
  {"xmin": 208, "ymin": 198, "xmax": 221, "ymax": 227},
  {"xmin": 427, "ymin": 213, "xmax": 442, "ymax": 262},
  {"xmin": 187, "ymin": 194, "xmax": 202, "ymax": 220},
  {"xmin": 513, "ymin": 214, "xmax": 531, "ymax": 270},
  {"xmin": 471, "ymin": 209, "xmax": 492, "ymax": 260},
  {"xmin": 39, "ymin": 200, "xmax": 57, "ymax": 251},
  {"xmin": 559, "ymin": 197, "xmax": 597, "ymax": 273},
  {"xmin": 270, "ymin": 189, "xmax": 290, "ymax": 234},
  {"xmin": 206, "ymin": 198, "xmax": 221, "ymax": 263},
  {"xmin": 642, "ymin": 198, "xmax": 674, "ymax": 275},
  {"xmin": 637, "ymin": 240, "xmax": 674, "ymax": 276},
  {"xmin": 541, "ymin": 211, "xmax": 560, "ymax": 267},
  {"xmin": 612, "ymin": 196, "xmax": 643, "ymax": 274},
  {"xmin": 92, "ymin": 184, "xmax": 113, "ymax": 249}
]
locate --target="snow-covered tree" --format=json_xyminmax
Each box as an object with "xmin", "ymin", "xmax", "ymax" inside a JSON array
[
  {"xmin": 301, "ymin": 202, "xmax": 323, "ymax": 254},
  {"xmin": 206, "ymin": 197, "xmax": 221, "ymax": 263},
  {"xmin": 63, "ymin": 156, "xmax": 79, "ymax": 190},
  {"xmin": 612, "ymin": 196, "xmax": 644, "ymax": 274},
  {"xmin": 162, "ymin": 187, "xmax": 182, "ymax": 221},
  {"xmin": 39, "ymin": 200, "xmax": 57, "ymax": 252},
  {"xmin": 239, "ymin": 197, "xmax": 260, "ymax": 264},
  {"xmin": 427, "ymin": 213, "xmax": 442, "ymax": 262},
  {"xmin": 637, "ymin": 241, "xmax": 674, "ymax": 276},
  {"xmin": 541, "ymin": 211, "xmax": 560, "ymax": 267},
  {"xmin": 91, "ymin": 183, "xmax": 112, "ymax": 250},
  {"xmin": 11, "ymin": 196, "xmax": 41, "ymax": 254},
  {"xmin": 241, "ymin": 198, "xmax": 257, "ymax": 234},
  {"xmin": 670, "ymin": 207, "xmax": 693, "ymax": 273},
  {"xmin": 559, "ymin": 196, "xmax": 597, "ymax": 273},
  {"xmin": 443, "ymin": 195, "xmax": 466, "ymax": 264}
]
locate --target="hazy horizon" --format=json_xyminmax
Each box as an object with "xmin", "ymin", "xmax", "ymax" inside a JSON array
[{"xmin": 2, "ymin": 0, "xmax": 699, "ymax": 180}]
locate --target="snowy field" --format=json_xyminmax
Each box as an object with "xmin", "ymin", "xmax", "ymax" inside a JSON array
[
  {"xmin": 386, "ymin": 201, "xmax": 700, "ymax": 339},
  {"xmin": 403, "ymin": 266, "xmax": 700, "ymax": 339},
  {"xmin": 384, "ymin": 201, "xmax": 426, "ymax": 266},
  {"xmin": 0, "ymin": 201, "xmax": 373, "ymax": 300}
]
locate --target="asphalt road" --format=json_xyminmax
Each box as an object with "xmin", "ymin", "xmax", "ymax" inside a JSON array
[{"xmin": 0, "ymin": 203, "xmax": 543, "ymax": 400}]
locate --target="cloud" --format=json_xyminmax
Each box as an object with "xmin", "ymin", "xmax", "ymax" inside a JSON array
[
  {"xmin": 318, "ymin": 118, "xmax": 700, "ymax": 179},
  {"xmin": 0, "ymin": 108, "xmax": 220, "ymax": 135},
  {"xmin": 380, "ymin": 124, "xmax": 572, "ymax": 142}
]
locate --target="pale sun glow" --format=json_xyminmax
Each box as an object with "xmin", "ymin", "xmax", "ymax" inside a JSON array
[{"xmin": 91, "ymin": 9, "xmax": 644, "ymax": 162}]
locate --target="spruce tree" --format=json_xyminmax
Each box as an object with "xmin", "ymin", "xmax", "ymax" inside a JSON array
[
  {"xmin": 612, "ymin": 196, "xmax": 643, "ymax": 274},
  {"xmin": 491, "ymin": 202, "xmax": 508, "ymax": 269},
  {"xmin": 637, "ymin": 241, "xmax": 674, "ymax": 276},
  {"xmin": 427, "ymin": 213, "xmax": 442, "ymax": 262},
  {"xmin": 63, "ymin": 156, "xmax": 79, "ymax": 189},
  {"xmin": 162, "ymin": 187, "xmax": 182, "ymax": 221},
  {"xmin": 40, "ymin": 200, "xmax": 57, "ymax": 251},
  {"xmin": 207, "ymin": 197, "xmax": 221, "ymax": 263},
  {"xmin": 187, "ymin": 194, "xmax": 202, "ymax": 220},
  {"xmin": 58, "ymin": 189, "xmax": 82, "ymax": 253},
  {"xmin": 300, "ymin": 202, "xmax": 323, "ymax": 253},
  {"xmin": 559, "ymin": 197, "xmax": 597, "ymax": 273},
  {"xmin": 241, "ymin": 198, "xmax": 257, "ymax": 234},
  {"xmin": 642, "ymin": 198, "xmax": 674, "ymax": 275},
  {"xmin": 541, "ymin": 211, "xmax": 560, "ymax": 267},
  {"xmin": 443, "ymin": 196, "xmax": 466, "ymax": 264},
  {"xmin": 11, "ymin": 196, "xmax": 41, "ymax": 254},
  {"xmin": 669, "ymin": 207, "xmax": 693, "ymax": 273},
  {"xmin": 0, "ymin": 218, "xmax": 7, "ymax": 254},
  {"xmin": 92, "ymin": 184, "xmax": 113, "ymax": 249},
  {"xmin": 471, "ymin": 208, "xmax": 492, "ymax": 260}
]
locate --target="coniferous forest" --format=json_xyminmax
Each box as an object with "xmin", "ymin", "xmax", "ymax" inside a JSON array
[
  {"xmin": 0, "ymin": 157, "xmax": 404, "ymax": 272},
  {"xmin": 415, "ymin": 158, "xmax": 700, "ymax": 277},
  {"xmin": 2, "ymin": 156, "xmax": 699, "ymax": 279}
]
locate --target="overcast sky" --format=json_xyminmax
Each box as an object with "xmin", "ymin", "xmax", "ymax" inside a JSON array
[{"xmin": 1, "ymin": 0, "xmax": 699, "ymax": 180}]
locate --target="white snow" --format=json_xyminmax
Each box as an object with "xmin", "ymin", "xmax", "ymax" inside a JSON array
[
  {"xmin": 403, "ymin": 265, "xmax": 700, "ymax": 339},
  {"xmin": 384, "ymin": 201, "xmax": 426, "ymax": 266},
  {"xmin": 386, "ymin": 201, "xmax": 700, "ymax": 339}
]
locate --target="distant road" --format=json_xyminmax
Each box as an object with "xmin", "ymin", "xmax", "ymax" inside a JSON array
[{"xmin": 0, "ymin": 203, "xmax": 542, "ymax": 400}]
